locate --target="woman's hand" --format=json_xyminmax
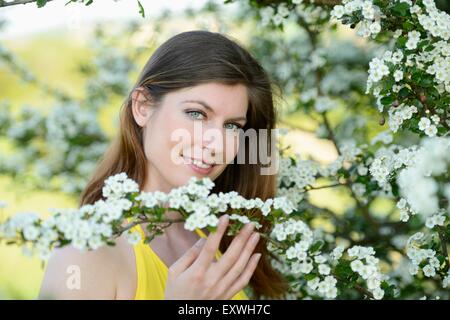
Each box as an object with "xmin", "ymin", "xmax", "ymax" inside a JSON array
[{"xmin": 164, "ymin": 214, "xmax": 261, "ymax": 300}]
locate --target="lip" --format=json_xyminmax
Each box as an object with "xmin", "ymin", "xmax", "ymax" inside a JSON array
[{"xmin": 182, "ymin": 156, "xmax": 215, "ymax": 175}]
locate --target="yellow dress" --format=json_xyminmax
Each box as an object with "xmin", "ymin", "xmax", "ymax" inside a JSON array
[{"xmin": 129, "ymin": 222, "xmax": 249, "ymax": 300}]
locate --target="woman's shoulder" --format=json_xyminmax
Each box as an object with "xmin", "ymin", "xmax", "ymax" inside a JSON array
[{"xmin": 38, "ymin": 234, "xmax": 136, "ymax": 300}]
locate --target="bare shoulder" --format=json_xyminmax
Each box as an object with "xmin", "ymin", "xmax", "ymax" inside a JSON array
[{"xmin": 38, "ymin": 234, "xmax": 136, "ymax": 300}]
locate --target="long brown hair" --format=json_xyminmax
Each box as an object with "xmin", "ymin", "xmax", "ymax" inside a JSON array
[{"xmin": 79, "ymin": 30, "xmax": 288, "ymax": 299}]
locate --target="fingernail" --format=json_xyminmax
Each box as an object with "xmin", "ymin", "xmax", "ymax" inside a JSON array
[
  {"xmin": 221, "ymin": 214, "xmax": 229, "ymax": 224},
  {"xmin": 195, "ymin": 238, "xmax": 206, "ymax": 247},
  {"xmin": 256, "ymin": 253, "xmax": 262, "ymax": 262},
  {"xmin": 251, "ymin": 232, "xmax": 260, "ymax": 244},
  {"xmin": 246, "ymin": 223, "xmax": 255, "ymax": 232}
]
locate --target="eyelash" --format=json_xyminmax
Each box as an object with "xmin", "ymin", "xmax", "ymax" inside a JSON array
[{"xmin": 185, "ymin": 110, "xmax": 243, "ymax": 130}]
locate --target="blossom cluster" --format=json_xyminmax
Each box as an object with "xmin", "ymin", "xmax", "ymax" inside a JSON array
[
  {"xmin": 369, "ymin": 144, "xmax": 418, "ymax": 190},
  {"xmin": 330, "ymin": 0, "xmax": 450, "ymax": 137},
  {"xmin": 0, "ymin": 172, "xmax": 389, "ymax": 299},
  {"xmin": 331, "ymin": 0, "xmax": 383, "ymax": 38},
  {"xmin": 406, "ymin": 232, "xmax": 447, "ymax": 285},
  {"xmin": 397, "ymin": 136, "xmax": 450, "ymax": 218},
  {"xmin": 259, "ymin": 0, "xmax": 329, "ymax": 27},
  {"xmin": 269, "ymin": 218, "xmax": 387, "ymax": 299},
  {"xmin": 0, "ymin": 173, "xmax": 293, "ymax": 257}
]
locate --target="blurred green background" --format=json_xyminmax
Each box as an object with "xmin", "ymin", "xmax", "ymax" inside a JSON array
[{"xmin": 4, "ymin": 0, "xmax": 448, "ymax": 300}]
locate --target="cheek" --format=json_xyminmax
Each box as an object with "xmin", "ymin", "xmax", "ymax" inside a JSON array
[
  {"xmin": 143, "ymin": 112, "xmax": 180, "ymax": 164},
  {"xmin": 167, "ymin": 115, "xmax": 193, "ymax": 158},
  {"xmin": 142, "ymin": 126, "xmax": 160, "ymax": 163},
  {"xmin": 223, "ymin": 133, "xmax": 240, "ymax": 163}
]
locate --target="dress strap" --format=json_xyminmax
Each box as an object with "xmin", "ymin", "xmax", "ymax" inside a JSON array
[
  {"xmin": 126, "ymin": 217, "xmax": 146, "ymax": 241},
  {"xmin": 195, "ymin": 228, "xmax": 208, "ymax": 239}
]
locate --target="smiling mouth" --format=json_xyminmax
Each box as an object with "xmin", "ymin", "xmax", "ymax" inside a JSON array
[
  {"xmin": 180, "ymin": 153, "xmax": 219, "ymax": 176},
  {"xmin": 182, "ymin": 155, "xmax": 215, "ymax": 169}
]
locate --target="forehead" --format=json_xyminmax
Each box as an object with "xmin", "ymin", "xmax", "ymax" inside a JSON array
[{"xmin": 167, "ymin": 82, "xmax": 249, "ymax": 115}]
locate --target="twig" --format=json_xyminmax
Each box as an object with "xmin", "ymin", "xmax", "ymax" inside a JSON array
[
  {"xmin": 114, "ymin": 217, "xmax": 185, "ymax": 237},
  {"xmin": 259, "ymin": 232, "xmax": 288, "ymax": 250},
  {"xmin": 333, "ymin": 272, "xmax": 375, "ymax": 299},
  {"xmin": 303, "ymin": 182, "xmax": 347, "ymax": 192},
  {"xmin": 0, "ymin": 0, "xmax": 54, "ymax": 8},
  {"xmin": 297, "ymin": 16, "xmax": 343, "ymax": 156},
  {"xmin": 349, "ymin": 187, "xmax": 380, "ymax": 231},
  {"xmin": 437, "ymin": 226, "xmax": 449, "ymax": 271},
  {"xmin": 321, "ymin": 111, "xmax": 342, "ymax": 156},
  {"xmin": 302, "ymin": 0, "xmax": 342, "ymax": 5}
]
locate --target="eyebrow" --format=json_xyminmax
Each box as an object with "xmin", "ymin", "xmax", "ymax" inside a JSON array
[{"xmin": 181, "ymin": 99, "xmax": 247, "ymax": 122}]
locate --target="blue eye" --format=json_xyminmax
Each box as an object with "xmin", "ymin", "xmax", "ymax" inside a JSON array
[
  {"xmin": 185, "ymin": 110, "xmax": 242, "ymax": 131},
  {"xmin": 224, "ymin": 123, "xmax": 242, "ymax": 131},
  {"xmin": 186, "ymin": 110, "xmax": 205, "ymax": 120}
]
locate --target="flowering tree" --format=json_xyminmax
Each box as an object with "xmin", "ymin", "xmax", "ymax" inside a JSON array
[{"xmin": 0, "ymin": 0, "xmax": 449, "ymax": 299}]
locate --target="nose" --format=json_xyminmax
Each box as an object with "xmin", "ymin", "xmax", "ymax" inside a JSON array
[{"xmin": 201, "ymin": 126, "xmax": 225, "ymax": 164}]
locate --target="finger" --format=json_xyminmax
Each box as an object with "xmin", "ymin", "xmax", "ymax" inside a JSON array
[
  {"xmin": 212, "ymin": 222, "xmax": 256, "ymax": 279},
  {"xmin": 224, "ymin": 253, "xmax": 261, "ymax": 300},
  {"xmin": 193, "ymin": 214, "xmax": 229, "ymax": 271},
  {"xmin": 169, "ymin": 237, "xmax": 206, "ymax": 275},
  {"xmin": 217, "ymin": 232, "xmax": 260, "ymax": 292}
]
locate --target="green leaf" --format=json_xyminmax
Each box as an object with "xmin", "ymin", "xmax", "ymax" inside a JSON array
[
  {"xmin": 384, "ymin": 78, "xmax": 395, "ymax": 91},
  {"xmin": 335, "ymin": 260, "xmax": 353, "ymax": 278},
  {"xmin": 137, "ymin": 0, "xmax": 145, "ymax": 18},
  {"xmin": 398, "ymin": 87, "xmax": 410, "ymax": 99},
  {"xmin": 437, "ymin": 254, "xmax": 446, "ymax": 266},
  {"xmin": 402, "ymin": 21, "xmax": 414, "ymax": 31},
  {"xmin": 391, "ymin": 2, "xmax": 409, "ymax": 17},
  {"xmin": 419, "ymin": 77, "xmax": 434, "ymax": 87},
  {"xmin": 397, "ymin": 36, "xmax": 407, "ymax": 47},
  {"xmin": 310, "ymin": 240, "xmax": 324, "ymax": 253},
  {"xmin": 304, "ymin": 273, "xmax": 317, "ymax": 281},
  {"xmin": 418, "ymin": 39, "xmax": 429, "ymax": 49},
  {"xmin": 380, "ymin": 95, "xmax": 394, "ymax": 106},
  {"xmin": 391, "ymin": 183, "xmax": 400, "ymax": 198},
  {"xmin": 411, "ymin": 70, "xmax": 424, "ymax": 82},
  {"xmin": 36, "ymin": 0, "xmax": 48, "ymax": 8},
  {"xmin": 381, "ymin": 281, "xmax": 396, "ymax": 298},
  {"xmin": 424, "ymin": 44, "xmax": 435, "ymax": 52},
  {"xmin": 427, "ymin": 86, "xmax": 439, "ymax": 98}
]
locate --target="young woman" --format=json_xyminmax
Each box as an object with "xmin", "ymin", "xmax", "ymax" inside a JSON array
[{"xmin": 38, "ymin": 30, "xmax": 288, "ymax": 300}]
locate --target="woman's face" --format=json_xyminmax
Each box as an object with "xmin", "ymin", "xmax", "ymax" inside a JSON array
[{"xmin": 132, "ymin": 82, "xmax": 248, "ymax": 192}]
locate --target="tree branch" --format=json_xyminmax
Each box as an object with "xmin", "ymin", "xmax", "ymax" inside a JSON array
[
  {"xmin": 321, "ymin": 111, "xmax": 342, "ymax": 155},
  {"xmin": 438, "ymin": 226, "xmax": 449, "ymax": 272},
  {"xmin": 303, "ymin": 0, "xmax": 341, "ymax": 5},
  {"xmin": 0, "ymin": 0, "xmax": 54, "ymax": 8},
  {"xmin": 332, "ymin": 272, "xmax": 375, "ymax": 299},
  {"xmin": 349, "ymin": 187, "xmax": 380, "ymax": 231},
  {"xmin": 260, "ymin": 0, "xmax": 341, "ymax": 6},
  {"xmin": 114, "ymin": 217, "xmax": 185, "ymax": 238},
  {"xmin": 303, "ymin": 182, "xmax": 348, "ymax": 192}
]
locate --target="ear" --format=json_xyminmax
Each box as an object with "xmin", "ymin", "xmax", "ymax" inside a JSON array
[{"xmin": 131, "ymin": 86, "xmax": 154, "ymax": 127}]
